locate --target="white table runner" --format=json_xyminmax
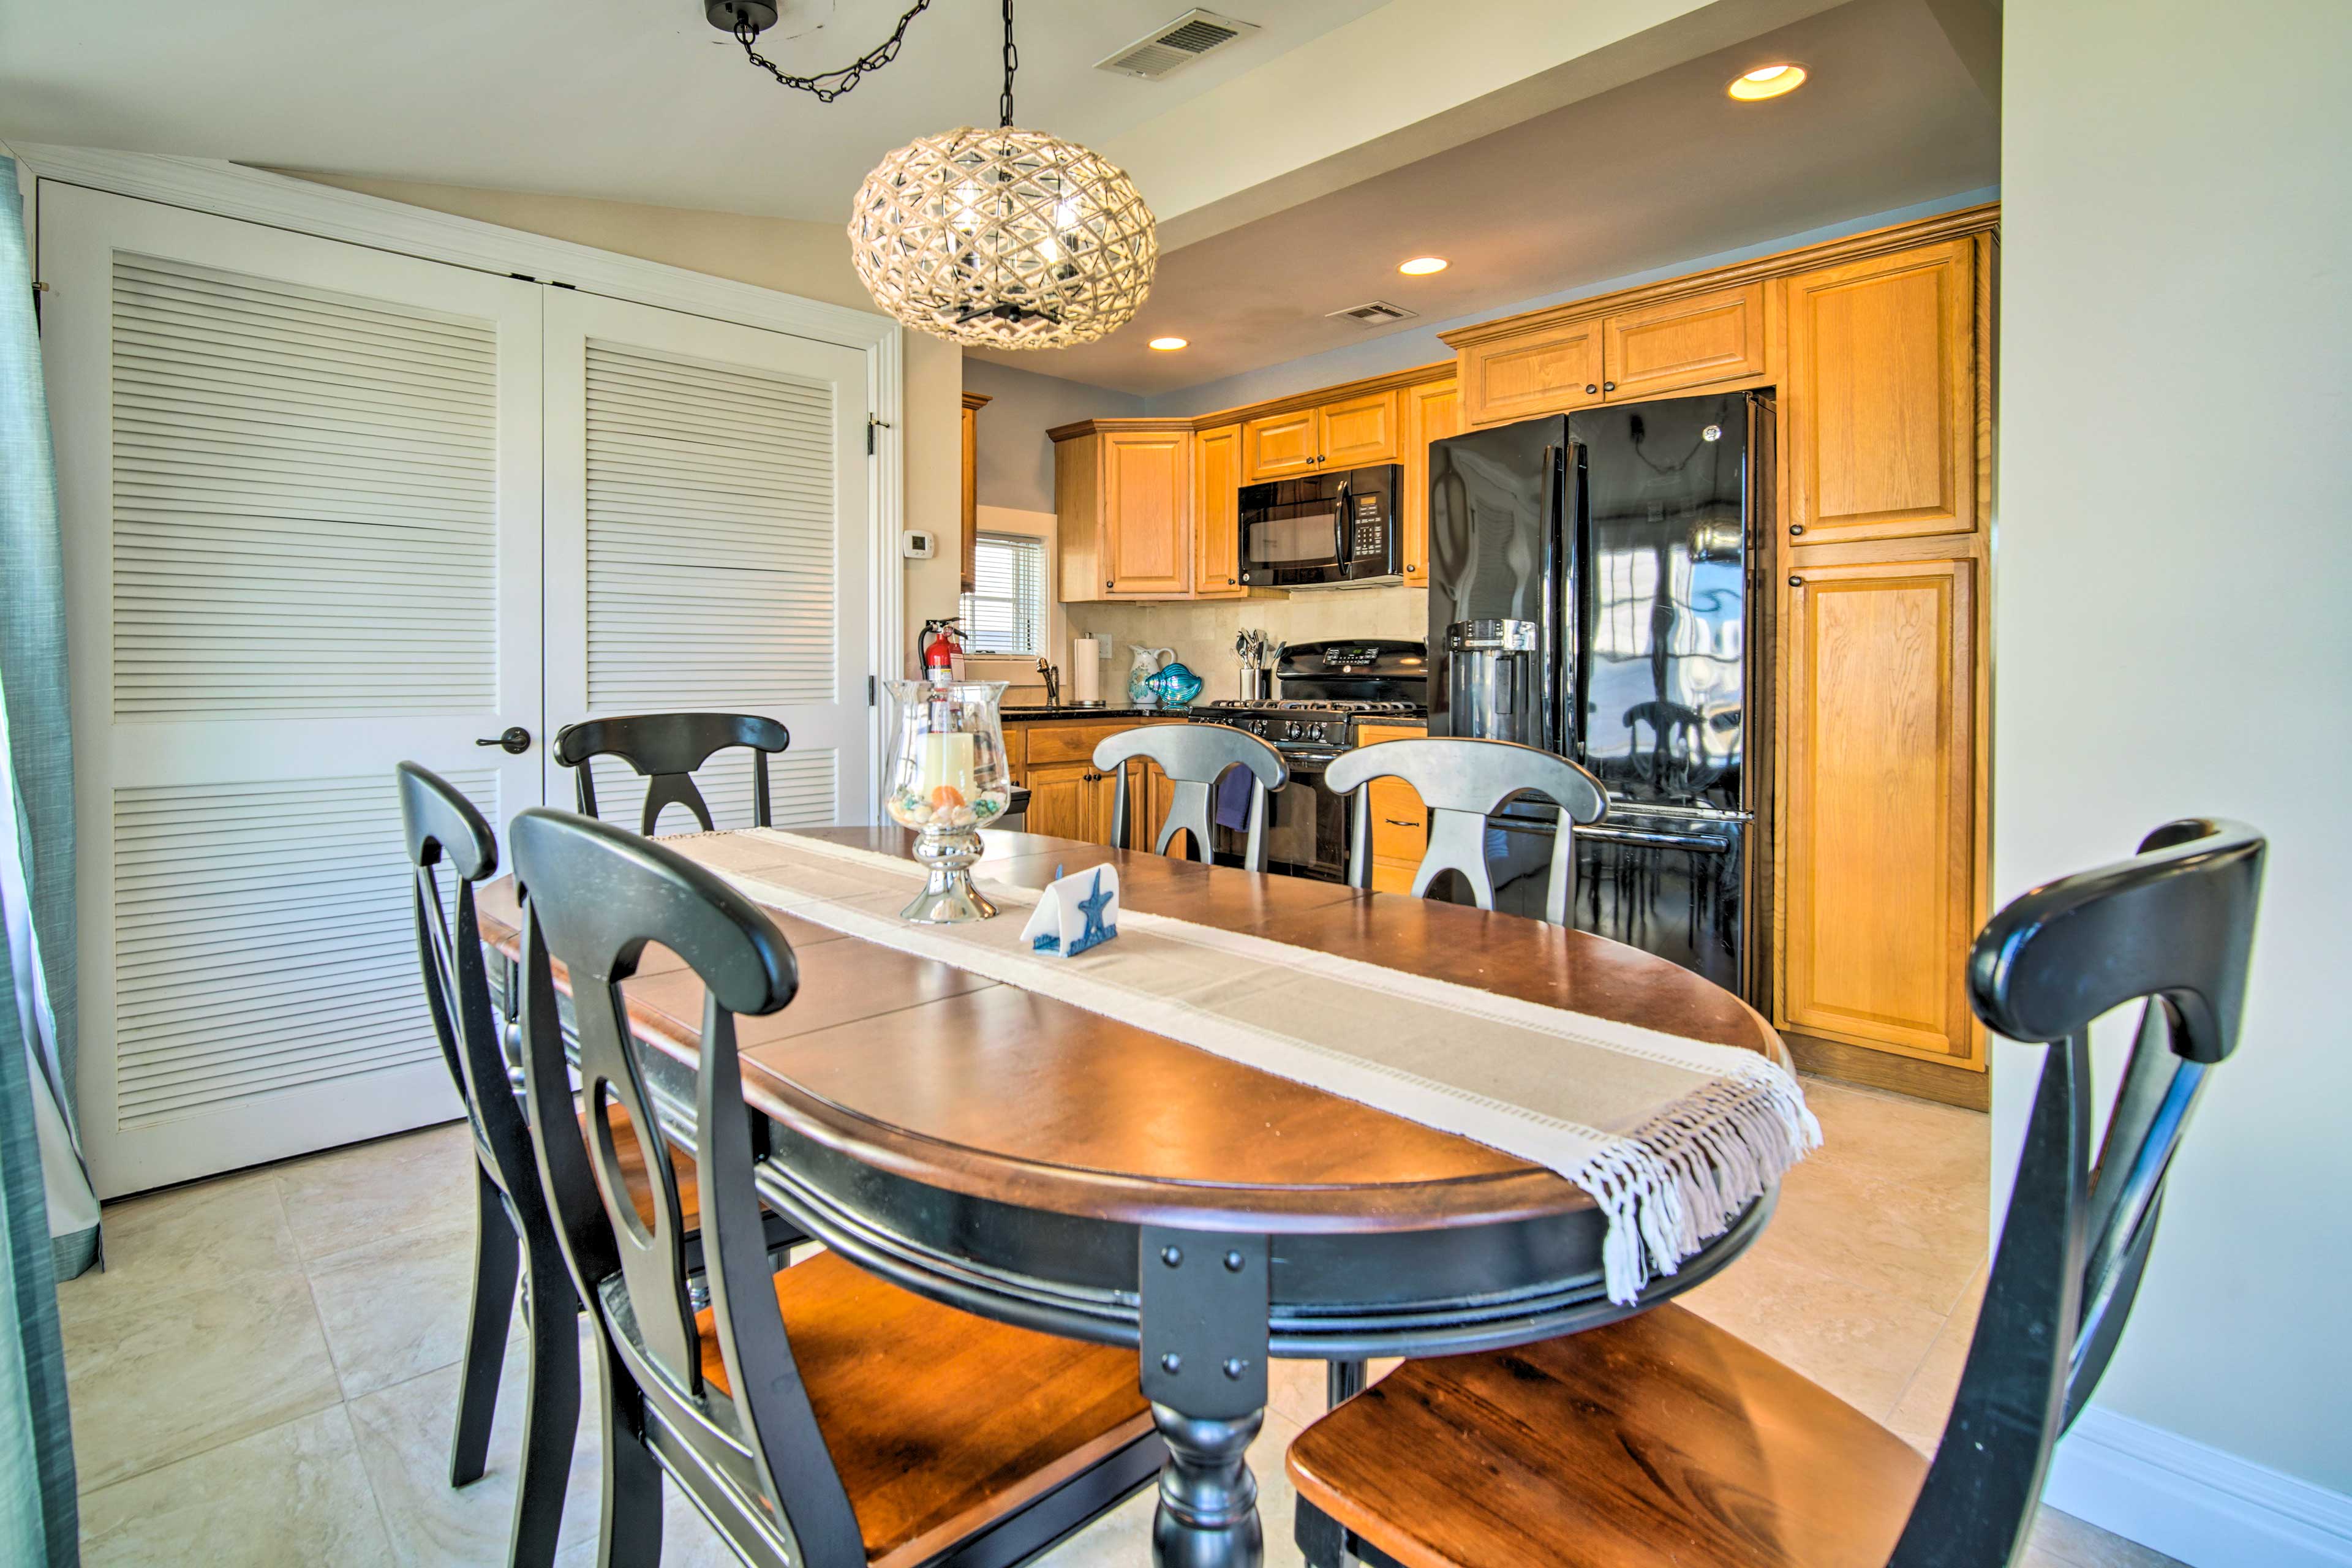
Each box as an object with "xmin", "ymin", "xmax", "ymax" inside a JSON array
[{"xmin": 673, "ymin": 829, "xmax": 1819, "ymax": 1303}]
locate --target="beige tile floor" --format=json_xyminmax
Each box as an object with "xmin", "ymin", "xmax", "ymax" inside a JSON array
[{"xmin": 58, "ymin": 1078, "xmax": 2179, "ymax": 1566}]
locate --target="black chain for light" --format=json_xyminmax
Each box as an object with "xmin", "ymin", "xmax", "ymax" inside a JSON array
[
  {"xmin": 731, "ymin": 0, "xmax": 938, "ymax": 105},
  {"xmin": 999, "ymin": 0, "xmax": 1019, "ymax": 126}
]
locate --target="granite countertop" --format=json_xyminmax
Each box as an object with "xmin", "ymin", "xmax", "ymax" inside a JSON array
[{"xmin": 998, "ymin": 704, "xmax": 1179, "ymax": 722}]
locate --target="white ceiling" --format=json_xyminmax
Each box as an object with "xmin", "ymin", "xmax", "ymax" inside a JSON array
[
  {"xmin": 976, "ymin": 0, "xmax": 1999, "ymax": 396},
  {"xmin": 0, "ymin": 0, "xmax": 1389, "ymax": 222}
]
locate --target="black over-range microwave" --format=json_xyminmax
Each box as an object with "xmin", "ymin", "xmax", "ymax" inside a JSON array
[{"xmin": 1237, "ymin": 463, "xmax": 1403, "ymax": 589}]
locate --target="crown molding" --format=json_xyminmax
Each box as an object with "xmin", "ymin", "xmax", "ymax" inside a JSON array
[{"xmin": 1441, "ymin": 201, "xmax": 2002, "ymax": 350}]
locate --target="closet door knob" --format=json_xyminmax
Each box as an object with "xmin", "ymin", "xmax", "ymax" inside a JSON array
[{"xmin": 475, "ymin": 726, "xmax": 532, "ymax": 755}]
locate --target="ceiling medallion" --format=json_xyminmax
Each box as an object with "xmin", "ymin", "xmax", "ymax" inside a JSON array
[{"xmin": 713, "ymin": 0, "xmax": 1158, "ymax": 350}]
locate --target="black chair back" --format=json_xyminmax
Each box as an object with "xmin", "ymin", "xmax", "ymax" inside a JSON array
[
  {"xmin": 396, "ymin": 762, "xmax": 540, "ymax": 1213},
  {"xmin": 1324, "ymin": 737, "xmax": 1607, "ymax": 924},
  {"xmin": 509, "ymin": 808, "xmax": 864, "ymax": 1567},
  {"xmin": 554, "ymin": 712, "xmax": 791, "ymax": 835},
  {"xmin": 1890, "ymin": 817, "xmax": 2265, "ymax": 1568},
  {"xmin": 1093, "ymin": 724, "xmax": 1288, "ymax": 871}
]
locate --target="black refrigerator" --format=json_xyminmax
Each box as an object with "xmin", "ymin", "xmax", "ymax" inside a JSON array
[{"xmin": 1426, "ymin": 391, "xmax": 1768, "ymax": 994}]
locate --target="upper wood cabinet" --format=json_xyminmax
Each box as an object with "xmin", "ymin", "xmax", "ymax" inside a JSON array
[
  {"xmin": 1104, "ymin": 431, "xmax": 1191, "ymax": 596},
  {"xmin": 1457, "ymin": 317, "xmax": 1604, "ymax": 428},
  {"xmin": 1784, "ymin": 239, "xmax": 1980, "ymax": 546},
  {"xmin": 1319, "ymin": 390, "xmax": 1403, "ymax": 467},
  {"xmin": 1053, "ymin": 421, "xmax": 1192, "ymax": 602},
  {"xmin": 1191, "ymin": 423, "xmax": 1245, "ymax": 598},
  {"xmin": 1240, "ymin": 389, "xmax": 1402, "ymax": 482},
  {"xmin": 1777, "ymin": 556, "xmax": 1981, "ymax": 1067},
  {"xmin": 1401, "ymin": 379, "xmax": 1460, "ymax": 586},
  {"xmin": 1242, "ymin": 407, "xmax": 1321, "ymax": 480},
  {"xmin": 959, "ymin": 390, "xmax": 989, "ymax": 594},
  {"xmin": 1603, "ymin": 282, "xmax": 1768, "ymax": 402}
]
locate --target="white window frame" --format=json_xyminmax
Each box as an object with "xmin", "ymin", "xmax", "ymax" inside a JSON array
[{"xmin": 960, "ymin": 505, "xmax": 1066, "ymax": 701}]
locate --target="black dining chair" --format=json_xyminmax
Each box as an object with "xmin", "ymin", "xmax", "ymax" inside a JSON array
[
  {"xmin": 553, "ymin": 712, "xmax": 791, "ymax": 834},
  {"xmin": 507, "ymin": 807, "xmax": 1164, "ymax": 1568},
  {"xmin": 1283, "ymin": 816, "xmax": 2267, "ymax": 1568},
  {"xmin": 397, "ymin": 763, "xmax": 580, "ymax": 1568},
  {"xmin": 1093, "ymin": 724, "xmax": 1288, "ymax": 871},
  {"xmin": 1324, "ymin": 736, "xmax": 1607, "ymax": 925}
]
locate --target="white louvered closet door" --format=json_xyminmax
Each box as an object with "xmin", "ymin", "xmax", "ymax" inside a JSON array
[
  {"xmin": 543, "ymin": 290, "xmax": 872, "ymax": 835},
  {"xmin": 40, "ymin": 186, "xmax": 545, "ymax": 1197}
]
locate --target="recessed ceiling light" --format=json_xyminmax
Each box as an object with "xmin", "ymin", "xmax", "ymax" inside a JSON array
[
  {"xmin": 1398, "ymin": 257, "xmax": 1449, "ymax": 276},
  {"xmin": 1727, "ymin": 62, "xmax": 1807, "ymax": 100},
  {"xmin": 1148, "ymin": 336, "xmax": 1188, "ymax": 350}
]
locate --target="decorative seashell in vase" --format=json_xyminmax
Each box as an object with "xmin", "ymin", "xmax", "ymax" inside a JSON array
[{"xmin": 881, "ymin": 677, "xmax": 1013, "ymax": 921}]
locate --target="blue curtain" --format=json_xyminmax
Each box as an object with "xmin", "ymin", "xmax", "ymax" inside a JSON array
[{"xmin": 0, "ymin": 154, "xmax": 86, "ymax": 1561}]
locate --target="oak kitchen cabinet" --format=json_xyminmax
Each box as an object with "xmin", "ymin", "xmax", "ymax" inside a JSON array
[
  {"xmin": 1191, "ymin": 423, "xmax": 1246, "ymax": 598},
  {"xmin": 1776, "ymin": 557, "xmax": 1982, "ymax": 1069},
  {"xmin": 1052, "ymin": 421, "xmax": 1193, "ymax": 601},
  {"xmin": 1444, "ymin": 281, "xmax": 1769, "ymax": 428},
  {"xmin": 959, "ymin": 390, "xmax": 989, "ymax": 594},
  {"xmin": 1006, "ymin": 717, "xmax": 1182, "ymax": 851},
  {"xmin": 1353, "ymin": 722, "xmax": 1428, "ymax": 892},
  {"xmin": 1240, "ymin": 388, "xmax": 1403, "ymax": 482},
  {"xmin": 1400, "ymin": 379, "xmax": 1460, "ymax": 586},
  {"xmin": 1783, "ymin": 238, "xmax": 1982, "ymax": 547}
]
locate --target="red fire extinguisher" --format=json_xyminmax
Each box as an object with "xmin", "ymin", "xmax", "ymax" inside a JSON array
[{"xmin": 920, "ymin": 618, "xmax": 964, "ymax": 681}]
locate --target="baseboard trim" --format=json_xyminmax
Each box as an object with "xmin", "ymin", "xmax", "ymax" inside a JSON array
[
  {"xmin": 1782, "ymin": 1031, "xmax": 1991, "ymax": 1110},
  {"xmin": 2044, "ymin": 1408, "xmax": 2352, "ymax": 1567}
]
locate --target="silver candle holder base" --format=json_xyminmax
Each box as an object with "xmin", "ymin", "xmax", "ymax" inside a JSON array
[{"xmin": 899, "ymin": 827, "xmax": 999, "ymax": 923}]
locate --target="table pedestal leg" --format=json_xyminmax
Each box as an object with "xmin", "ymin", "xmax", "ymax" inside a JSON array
[{"xmin": 1150, "ymin": 1401, "xmax": 1264, "ymax": 1568}]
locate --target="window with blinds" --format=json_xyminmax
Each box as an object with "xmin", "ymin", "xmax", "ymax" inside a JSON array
[{"xmin": 959, "ymin": 531, "xmax": 1048, "ymax": 655}]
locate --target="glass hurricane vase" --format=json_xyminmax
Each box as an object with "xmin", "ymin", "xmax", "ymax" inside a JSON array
[{"xmin": 881, "ymin": 679, "xmax": 1015, "ymax": 922}]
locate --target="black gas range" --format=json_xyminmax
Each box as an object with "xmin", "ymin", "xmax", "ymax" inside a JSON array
[{"xmin": 1188, "ymin": 639, "xmax": 1427, "ymax": 879}]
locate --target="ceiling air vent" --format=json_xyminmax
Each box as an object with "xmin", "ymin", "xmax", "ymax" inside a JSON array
[
  {"xmin": 1327, "ymin": 300, "xmax": 1419, "ymax": 326},
  {"xmin": 1095, "ymin": 9, "xmax": 1259, "ymax": 81}
]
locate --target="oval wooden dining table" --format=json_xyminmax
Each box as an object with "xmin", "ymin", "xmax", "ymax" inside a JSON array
[{"xmin": 475, "ymin": 826, "xmax": 1791, "ymax": 1568}]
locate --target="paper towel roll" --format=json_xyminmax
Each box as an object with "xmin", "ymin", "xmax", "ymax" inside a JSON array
[{"xmin": 1071, "ymin": 637, "xmax": 1104, "ymax": 704}]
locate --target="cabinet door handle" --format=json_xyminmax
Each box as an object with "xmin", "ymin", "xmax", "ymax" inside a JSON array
[
  {"xmin": 1585, "ymin": 383, "xmax": 1598, "ymax": 394},
  {"xmin": 1789, "ymin": 575, "xmax": 1804, "ymax": 587},
  {"xmin": 1105, "ymin": 579, "xmax": 1114, "ymax": 590},
  {"xmin": 1789, "ymin": 523, "xmax": 1806, "ymax": 536},
  {"xmin": 1382, "ymin": 817, "xmax": 1423, "ymax": 829},
  {"xmin": 1603, "ymin": 380, "xmax": 1616, "ymax": 392}
]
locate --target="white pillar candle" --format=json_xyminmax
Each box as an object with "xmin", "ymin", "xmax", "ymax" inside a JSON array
[{"xmin": 919, "ymin": 731, "xmax": 978, "ymax": 806}]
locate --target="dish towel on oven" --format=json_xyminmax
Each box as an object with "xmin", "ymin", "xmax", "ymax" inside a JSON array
[
  {"xmin": 670, "ymin": 829, "xmax": 1820, "ymax": 1304},
  {"xmin": 1212, "ymin": 766, "xmax": 1254, "ymax": 832}
]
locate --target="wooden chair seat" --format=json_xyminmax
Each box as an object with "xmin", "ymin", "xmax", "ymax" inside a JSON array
[
  {"xmin": 1286, "ymin": 1303, "xmax": 1927, "ymax": 1568},
  {"xmin": 695, "ymin": 1248, "xmax": 1155, "ymax": 1567},
  {"xmin": 591, "ymin": 1104, "xmax": 699, "ymax": 1231}
]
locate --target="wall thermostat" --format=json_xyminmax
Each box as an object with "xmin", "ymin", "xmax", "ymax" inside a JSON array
[{"xmin": 900, "ymin": 529, "xmax": 937, "ymax": 560}]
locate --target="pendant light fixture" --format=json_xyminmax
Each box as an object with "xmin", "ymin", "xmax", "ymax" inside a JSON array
[{"xmin": 712, "ymin": 0, "xmax": 1159, "ymax": 350}]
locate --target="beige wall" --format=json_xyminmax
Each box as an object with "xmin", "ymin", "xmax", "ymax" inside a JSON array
[
  {"xmin": 287, "ymin": 173, "xmax": 963, "ymax": 677},
  {"xmin": 1994, "ymin": 0, "xmax": 2352, "ymax": 1541}
]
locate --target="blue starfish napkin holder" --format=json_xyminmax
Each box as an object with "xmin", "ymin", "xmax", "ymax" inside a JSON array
[{"xmin": 1021, "ymin": 864, "xmax": 1120, "ymax": 957}]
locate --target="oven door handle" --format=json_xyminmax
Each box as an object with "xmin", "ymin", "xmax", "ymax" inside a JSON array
[
  {"xmin": 1576, "ymin": 823, "xmax": 1736, "ymax": 853},
  {"xmin": 1286, "ymin": 750, "xmax": 1342, "ymax": 766}
]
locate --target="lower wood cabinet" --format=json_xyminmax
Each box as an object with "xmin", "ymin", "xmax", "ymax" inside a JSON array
[
  {"xmin": 1776, "ymin": 557, "xmax": 1981, "ymax": 1068},
  {"xmin": 1354, "ymin": 723, "xmax": 1428, "ymax": 892},
  {"xmin": 1008, "ymin": 720, "xmax": 1182, "ymax": 851}
]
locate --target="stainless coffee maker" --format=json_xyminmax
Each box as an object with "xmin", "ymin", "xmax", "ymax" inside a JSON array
[{"xmin": 1444, "ymin": 619, "xmax": 1540, "ymax": 745}]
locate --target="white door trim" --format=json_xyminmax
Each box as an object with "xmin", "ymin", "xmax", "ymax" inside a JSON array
[{"xmin": 14, "ymin": 143, "xmax": 904, "ymax": 790}]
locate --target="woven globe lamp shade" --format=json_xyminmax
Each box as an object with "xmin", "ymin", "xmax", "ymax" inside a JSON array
[{"xmin": 849, "ymin": 126, "xmax": 1158, "ymax": 350}]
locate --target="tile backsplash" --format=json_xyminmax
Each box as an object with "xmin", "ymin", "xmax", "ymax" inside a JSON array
[{"xmin": 1066, "ymin": 586, "xmax": 1427, "ymax": 704}]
